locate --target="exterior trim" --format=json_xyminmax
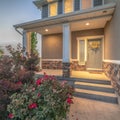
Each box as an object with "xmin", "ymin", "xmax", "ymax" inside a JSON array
[
  {"xmin": 63, "ymin": 23, "xmax": 71, "ymax": 62},
  {"xmin": 48, "ymin": 2, "xmax": 58, "ymax": 17},
  {"xmin": 77, "ymin": 35, "xmax": 104, "ymax": 63},
  {"xmin": 71, "ymin": 59, "xmax": 78, "ymax": 61},
  {"xmin": 87, "ymin": 68, "xmax": 102, "ymax": 70},
  {"xmin": 42, "ymin": 59, "xmax": 62, "ymax": 61},
  {"xmin": 103, "ymin": 60, "xmax": 120, "ymax": 64},
  {"xmin": 14, "ymin": 3, "xmax": 116, "ymax": 29}
]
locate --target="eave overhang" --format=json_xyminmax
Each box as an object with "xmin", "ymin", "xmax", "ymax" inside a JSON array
[
  {"xmin": 14, "ymin": 3, "xmax": 116, "ymax": 34},
  {"xmin": 33, "ymin": 0, "xmax": 58, "ymax": 8}
]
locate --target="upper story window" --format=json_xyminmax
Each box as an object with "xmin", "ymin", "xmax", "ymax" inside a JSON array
[
  {"xmin": 74, "ymin": 0, "xmax": 80, "ymax": 11},
  {"xmin": 41, "ymin": 0, "xmax": 104, "ymax": 19},
  {"xmin": 64, "ymin": 0, "xmax": 73, "ymax": 13},
  {"xmin": 42, "ymin": 4, "xmax": 48, "ymax": 18},
  {"xmin": 49, "ymin": 2, "xmax": 57, "ymax": 16},
  {"xmin": 93, "ymin": 0, "xmax": 103, "ymax": 7}
]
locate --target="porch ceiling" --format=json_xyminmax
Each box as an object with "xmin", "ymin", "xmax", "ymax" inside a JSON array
[{"xmin": 14, "ymin": 3, "xmax": 116, "ymax": 35}]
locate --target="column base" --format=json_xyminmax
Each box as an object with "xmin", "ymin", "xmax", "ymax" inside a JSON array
[{"xmin": 62, "ymin": 62, "xmax": 71, "ymax": 77}]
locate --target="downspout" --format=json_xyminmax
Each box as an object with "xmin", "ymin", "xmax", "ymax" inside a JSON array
[{"xmin": 14, "ymin": 27, "xmax": 26, "ymax": 55}]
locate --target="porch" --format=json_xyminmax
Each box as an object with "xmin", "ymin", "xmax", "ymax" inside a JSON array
[{"xmin": 36, "ymin": 69, "xmax": 109, "ymax": 80}]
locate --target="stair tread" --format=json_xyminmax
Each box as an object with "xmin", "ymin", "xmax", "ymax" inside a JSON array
[
  {"xmin": 75, "ymin": 88, "xmax": 116, "ymax": 97},
  {"xmin": 75, "ymin": 82, "xmax": 113, "ymax": 88}
]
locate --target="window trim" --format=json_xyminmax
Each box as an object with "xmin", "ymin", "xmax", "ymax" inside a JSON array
[
  {"xmin": 77, "ymin": 39, "xmax": 86, "ymax": 65},
  {"xmin": 63, "ymin": 0, "xmax": 74, "ymax": 14},
  {"xmin": 48, "ymin": 2, "xmax": 58, "ymax": 17},
  {"xmin": 77, "ymin": 35, "xmax": 104, "ymax": 65}
]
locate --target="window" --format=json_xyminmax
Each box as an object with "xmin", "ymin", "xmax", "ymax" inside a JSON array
[
  {"xmin": 79, "ymin": 40, "xmax": 85, "ymax": 64},
  {"xmin": 81, "ymin": 0, "xmax": 92, "ymax": 10},
  {"xmin": 64, "ymin": 0, "xmax": 73, "ymax": 13},
  {"xmin": 74, "ymin": 0, "xmax": 80, "ymax": 11},
  {"xmin": 49, "ymin": 2, "xmax": 57, "ymax": 16},
  {"xmin": 58, "ymin": 0, "xmax": 63, "ymax": 14},
  {"xmin": 93, "ymin": 0, "xmax": 103, "ymax": 7},
  {"xmin": 42, "ymin": 4, "xmax": 48, "ymax": 18}
]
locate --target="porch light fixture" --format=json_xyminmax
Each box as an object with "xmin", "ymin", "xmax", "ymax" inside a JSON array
[
  {"xmin": 86, "ymin": 22, "xmax": 90, "ymax": 26},
  {"xmin": 45, "ymin": 29, "xmax": 48, "ymax": 32}
]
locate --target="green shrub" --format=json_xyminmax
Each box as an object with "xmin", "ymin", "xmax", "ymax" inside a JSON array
[{"xmin": 7, "ymin": 74, "xmax": 74, "ymax": 120}]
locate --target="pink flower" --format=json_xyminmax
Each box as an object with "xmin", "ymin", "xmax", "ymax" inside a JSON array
[
  {"xmin": 61, "ymin": 81, "xmax": 67, "ymax": 87},
  {"xmin": 49, "ymin": 75, "xmax": 55, "ymax": 80},
  {"xmin": 8, "ymin": 113, "xmax": 14, "ymax": 119},
  {"xmin": 36, "ymin": 78, "xmax": 42, "ymax": 85},
  {"xmin": 67, "ymin": 93, "xmax": 72, "ymax": 98},
  {"xmin": 28, "ymin": 103, "xmax": 37, "ymax": 109},
  {"xmin": 66, "ymin": 98, "xmax": 73, "ymax": 104},
  {"xmin": 16, "ymin": 81, "xmax": 22, "ymax": 85},
  {"xmin": 37, "ymin": 93, "xmax": 41, "ymax": 97},
  {"xmin": 32, "ymin": 87, "xmax": 35, "ymax": 91}
]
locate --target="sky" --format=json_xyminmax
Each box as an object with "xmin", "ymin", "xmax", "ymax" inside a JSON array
[{"xmin": 0, "ymin": 0, "xmax": 40, "ymax": 46}]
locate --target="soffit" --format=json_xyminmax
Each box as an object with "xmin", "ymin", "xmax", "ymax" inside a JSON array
[{"xmin": 14, "ymin": 3, "xmax": 116, "ymax": 34}]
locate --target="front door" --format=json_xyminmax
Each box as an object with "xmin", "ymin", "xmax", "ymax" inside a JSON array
[{"xmin": 87, "ymin": 38, "xmax": 102, "ymax": 70}]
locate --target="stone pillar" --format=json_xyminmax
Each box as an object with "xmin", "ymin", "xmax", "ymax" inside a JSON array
[
  {"xmin": 63, "ymin": 62, "xmax": 71, "ymax": 77},
  {"xmin": 62, "ymin": 23, "xmax": 71, "ymax": 77}
]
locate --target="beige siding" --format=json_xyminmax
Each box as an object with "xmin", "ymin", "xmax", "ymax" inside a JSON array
[
  {"xmin": 71, "ymin": 29, "xmax": 104, "ymax": 59},
  {"xmin": 42, "ymin": 34, "xmax": 63, "ymax": 59},
  {"xmin": 104, "ymin": 1, "xmax": 120, "ymax": 60},
  {"xmin": 42, "ymin": 29, "xmax": 104, "ymax": 60}
]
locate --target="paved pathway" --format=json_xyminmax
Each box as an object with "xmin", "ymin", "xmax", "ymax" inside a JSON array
[
  {"xmin": 36, "ymin": 69, "xmax": 120, "ymax": 120},
  {"xmin": 68, "ymin": 97, "xmax": 120, "ymax": 120}
]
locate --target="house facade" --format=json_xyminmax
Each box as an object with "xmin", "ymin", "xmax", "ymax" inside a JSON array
[{"xmin": 14, "ymin": 0, "xmax": 120, "ymax": 95}]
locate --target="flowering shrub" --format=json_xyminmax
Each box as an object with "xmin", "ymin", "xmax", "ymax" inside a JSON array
[{"xmin": 7, "ymin": 74, "xmax": 74, "ymax": 120}]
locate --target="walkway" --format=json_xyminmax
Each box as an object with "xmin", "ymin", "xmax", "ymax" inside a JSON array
[
  {"xmin": 68, "ymin": 97, "xmax": 120, "ymax": 120},
  {"xmin": 36, "ymin": 69, "xmax": 120, "ymax": 120}
]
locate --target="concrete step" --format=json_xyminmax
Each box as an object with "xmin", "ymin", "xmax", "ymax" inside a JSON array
[
  {"xmin": 75, "ymin": 81, "xmax": 114, "ymax": 93},
  {"xmin": 57, "ymin": 77, "xmax": 111, "ymax": 85},
  {"xmin": 74, "ymin": 88, "xmax": 118, "ymax": 104},
  {"xmin": 75, "ymin": 78, "xmax": 111, "ymax": 85}
]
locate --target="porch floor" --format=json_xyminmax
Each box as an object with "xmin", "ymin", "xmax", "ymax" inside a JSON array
[{"xmin": 36, "ymin": 69, "xmax": 109, "ymax": 80}]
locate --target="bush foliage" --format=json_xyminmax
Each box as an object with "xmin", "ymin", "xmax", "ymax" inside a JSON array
[{"xmin": 7, "ymin": 74, "xmax": 74, "ymax": 120}]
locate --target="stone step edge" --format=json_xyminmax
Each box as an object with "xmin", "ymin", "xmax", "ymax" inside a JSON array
[
  {"xmin": 75, "ymin": 88, "xmax": 116, "ymax": 97},
  {"xmin": 75, "ymin": 81, "xmax": 113, "ymax": 88},
  {"xmin": 74, "ymin": 92, "xmax": 118, "ymax": 104}
]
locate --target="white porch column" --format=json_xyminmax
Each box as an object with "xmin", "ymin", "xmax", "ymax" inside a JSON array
[
  {"xmin": 37, "ymin": 33, "xmax": 42, "ymax": 69},
  {"xmin": 62, "ymin": 23, "xmax": 71, "ymax": 77}
]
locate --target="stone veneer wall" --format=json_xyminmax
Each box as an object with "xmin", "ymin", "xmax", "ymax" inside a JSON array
[
  {"xmin": 103, "ymin": 62, "xmax": 120, "ymax": 96},
  {"xmin": 71, "ymin": 61, "xmax": 86, "ymax": 71},
  {"xmin": 42, "ymin": 61, "xmax": 63, "ymax": 69},
  {"xmin": 63, "ymin": 63, "xmax": 71, "ymax": 77},
  {"xmin": 42, "ymin": 60, "xmax": 86, "ymax": 71}
]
